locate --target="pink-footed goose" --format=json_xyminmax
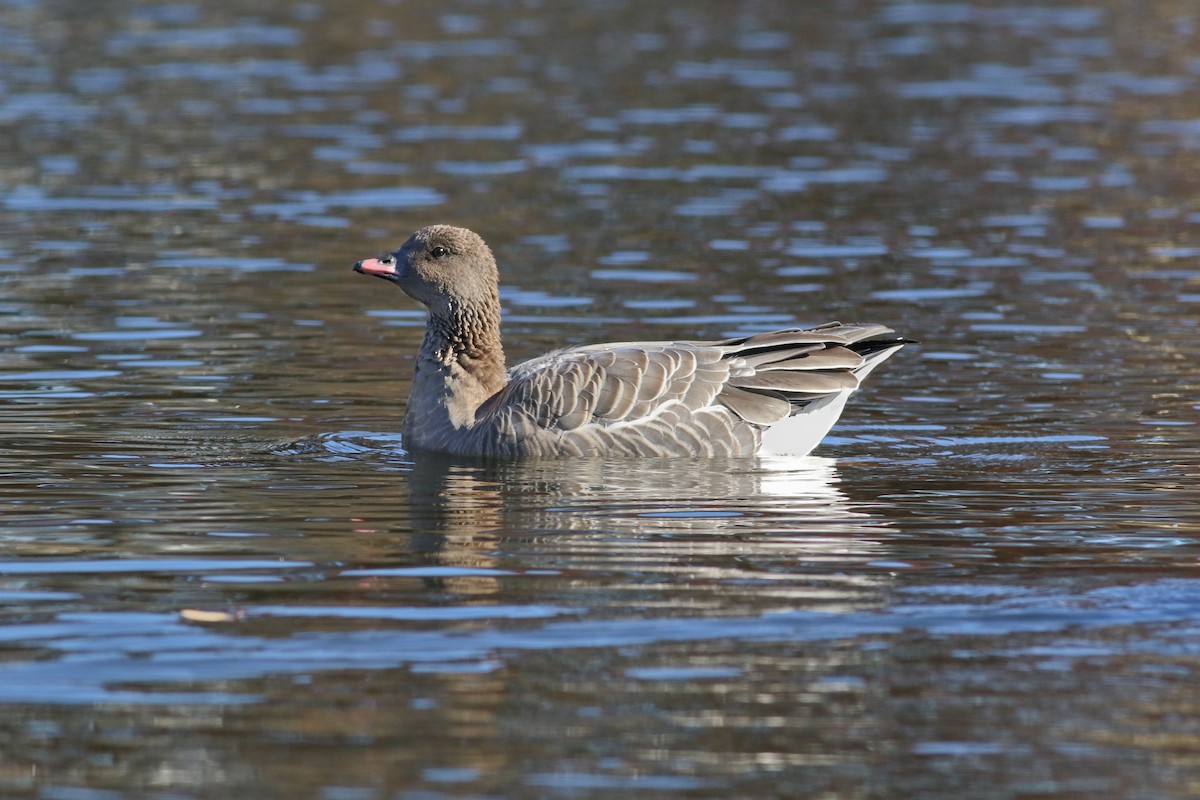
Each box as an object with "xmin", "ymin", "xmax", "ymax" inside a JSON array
[{"xmin": 354, "ymin": 225, "xmax": 909, "ymax": 457}]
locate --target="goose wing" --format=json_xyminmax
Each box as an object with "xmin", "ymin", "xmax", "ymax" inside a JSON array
[
  {"xmin": 478, "ymin": 341, "xmax": 732, "ymax": 445},
  {"xmin": 475, "ymin": 322, "xmax": 906, "ymax": 456}
]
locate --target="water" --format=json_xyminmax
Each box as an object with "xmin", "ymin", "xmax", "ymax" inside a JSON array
[{"xmin": 2, "ymin": 0, "xmax": 1200, "ymax": 796}]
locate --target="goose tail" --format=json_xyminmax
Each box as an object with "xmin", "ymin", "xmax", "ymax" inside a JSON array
[{"xmin": 715, "ymin": 324, "xmax": 910, "ymax": 456}]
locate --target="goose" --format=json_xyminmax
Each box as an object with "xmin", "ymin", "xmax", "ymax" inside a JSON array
[{"xmin": 353, "ymin": 224, "xmax": 908, "ymax": 457}]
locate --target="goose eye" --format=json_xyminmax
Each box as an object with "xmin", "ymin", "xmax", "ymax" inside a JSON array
[{"xmin": 430, "ymin": 246, "xmax": 449, "ymax": 259}]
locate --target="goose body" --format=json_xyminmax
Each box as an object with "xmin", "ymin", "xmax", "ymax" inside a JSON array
[{"xmin": 354, "ymin": 225, "xmax": 908, "ymax": 458}]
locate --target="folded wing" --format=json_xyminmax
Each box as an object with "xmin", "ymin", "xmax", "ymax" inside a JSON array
[{"xmin": 476, "ymin": 322, "xmax": 906, "ymax": 456}]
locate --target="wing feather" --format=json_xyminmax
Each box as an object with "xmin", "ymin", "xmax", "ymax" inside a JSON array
[
  {"xmin": 472, "ymin": 321, "xmax": 907, "ymax": 455},
  {"xmin": 715, "ymin": 385, "xmax": 791, "ymax": 425},
  {"xmin": 747, "ymin": 346, "xmax": 865, "ymax": 371},
  {"xmin": 732, "ymin": 370, "xmax": 859, "ymax": 394},
  {"xmin": 481, "ymin": 343, "xmax": 730, "ymax": 435}
]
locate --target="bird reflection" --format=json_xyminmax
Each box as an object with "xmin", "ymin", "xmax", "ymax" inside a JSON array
[
  {"xmin": 395, "ymin": 452, "xmax": 897, "ymax": 612},
  {"xmin": 406, "ymin": 452, "xmax": 877, "ymax": 530}
]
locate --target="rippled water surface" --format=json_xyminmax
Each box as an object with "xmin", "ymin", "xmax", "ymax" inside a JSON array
[{"xmin": 3, "ymin": 0, "xmax": 1200, "ymax": 797}]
